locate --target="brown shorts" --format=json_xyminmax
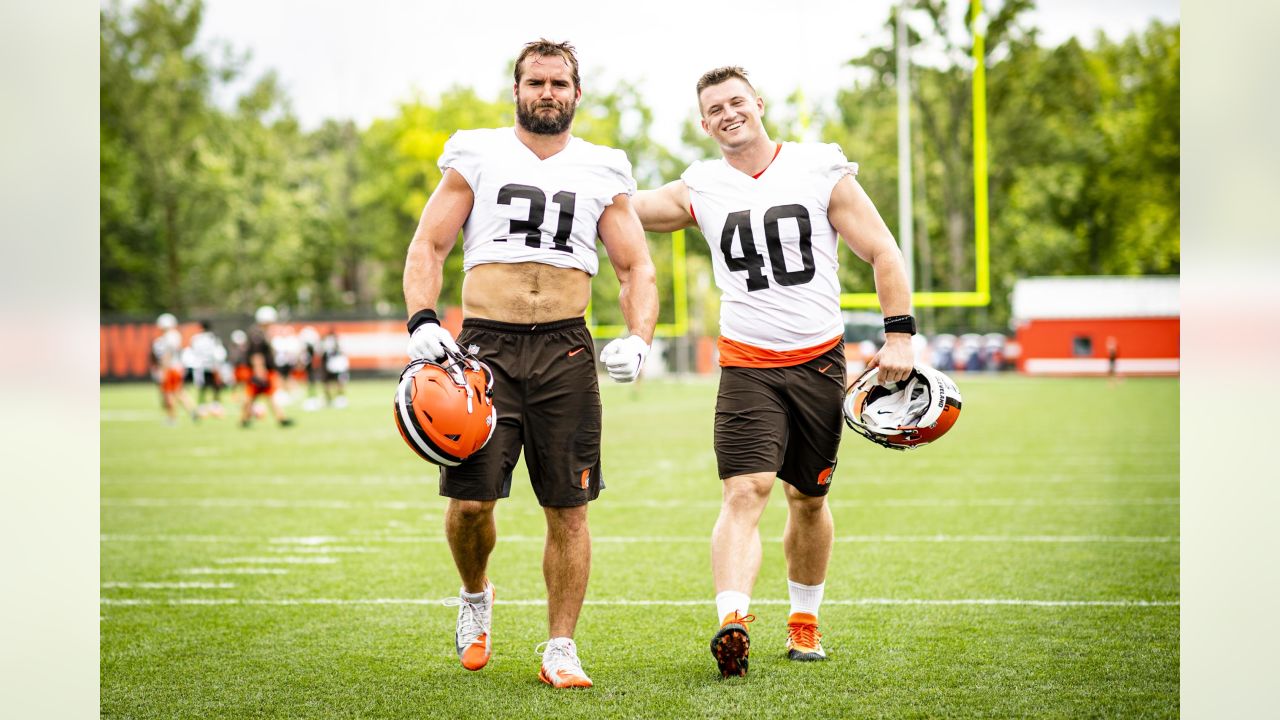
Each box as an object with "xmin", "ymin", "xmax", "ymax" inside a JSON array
[
  {"xmin": 439, "ymin": 317, "xmax": 603, "ymax": 507},
  {"xmin": 714, "ymin": 342, "xmax": 846, "ymax": 496}
]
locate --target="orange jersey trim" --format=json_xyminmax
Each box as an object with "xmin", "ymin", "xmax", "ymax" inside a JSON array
[
  {"xmin": 752, "ymin": 143, "xmax": 783, "ymax": 179},
  {"xmin": 718, "ymin": 335, "xmax": 841, "ymax": 368}
]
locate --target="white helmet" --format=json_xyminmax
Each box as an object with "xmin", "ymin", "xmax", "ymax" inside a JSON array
[
  {"xmin": 843, "ymin": 365, "xmax": 962, "ymax": 450},
  {"xmin": 156, "ymin": 313, "xmax": 177, "ymax": 330},
  {"xmin": 254, "ymin": 305, "xmax": 278, "ymax": 324},
  {"xmin": 230, "ymin": 329, "xmax": 248, "ymax": 345},
  {"xmin": 299, "ymin": 326, "xmax": 320, "ymax": 345}
]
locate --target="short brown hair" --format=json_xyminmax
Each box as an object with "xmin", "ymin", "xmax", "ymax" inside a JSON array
[
  {"xmin": 696, "ymin": 66, "xmax": 755, "ymax": 103},
  {"xmin": 514, "ymin": 39, "xmax": 580, "ymax": 90}
]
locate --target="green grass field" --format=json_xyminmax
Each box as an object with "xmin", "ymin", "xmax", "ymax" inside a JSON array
[{"xmin": 101, "ymin": 374, "xmax": 1178, "ymax": 719}]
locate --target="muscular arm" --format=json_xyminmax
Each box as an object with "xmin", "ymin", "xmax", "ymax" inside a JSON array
[
  {"xmin": 403, "ymin": 169, "xmax": 474, "ymax": 315},
  {"xmin": 828, "ymin": 175, "xmax": 914, "ymax": 382},
  {"xmin": 632, "ymin": 180, "xmax": 694, "ymax": 233},
  {"xmin": 598, "ymin": 193, "xmax": 659, "ymax": 343}
]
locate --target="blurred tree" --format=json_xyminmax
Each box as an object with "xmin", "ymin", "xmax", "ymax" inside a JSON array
[
  {"xmin": 101, "ymin": 0, "xmax": 231, "ymax": 314},
  {"xmin": 822, "ymin": 1, "xmax": 1178, "ymax": 330}
]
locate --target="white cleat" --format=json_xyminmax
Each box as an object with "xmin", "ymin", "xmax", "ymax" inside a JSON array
[
  {"xmin": 537, "ymin": 637, "xmax": 593, "ymax": 688},
  {"xmin": 442, "ymin": 582, "xmax": 493, "ymax": 670}
]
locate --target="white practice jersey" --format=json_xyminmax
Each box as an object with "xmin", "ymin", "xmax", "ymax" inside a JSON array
[
  {"xmin": 683, "ymin": 142, "xmax": 857, "ymax": 352},
  {"xmin": 439, "ymin": 127, "xmax": 637, "ymax": 276},
  {"xmin": 152, "ymin": 330, "xmax": 183, "ymax": 370}
]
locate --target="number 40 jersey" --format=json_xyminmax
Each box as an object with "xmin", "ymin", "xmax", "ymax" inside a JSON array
[
  {"xmin": 439, "ymin": 127, "xmax": 638, "ymax": 277},
  {"xmin": 683, "ymin": 142, "xmax": 858, "ymax": 363}
]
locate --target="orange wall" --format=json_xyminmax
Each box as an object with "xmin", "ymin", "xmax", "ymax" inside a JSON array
[
  {"xmin": 102, "ymin": 310, "xmax": 466, "ymax": 380},
  {"xmin": 1015, "ymin": 316, "xmax": 1179, "ymax": 369}
]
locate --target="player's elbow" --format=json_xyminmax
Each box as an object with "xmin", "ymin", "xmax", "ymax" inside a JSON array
[{"xmin": 621, "ymin": 258, "xmax": 657, "ymax": 290}]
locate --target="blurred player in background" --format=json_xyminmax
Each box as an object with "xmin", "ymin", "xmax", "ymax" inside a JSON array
[
  {"xmin": 150, "ymin": 313, "xmax": 197, "ymax": 425},
  {"xmin": 186, "ymin": 320, "xmax": 227, "ymax": 418},
  {"xmin": 298, "ymin": 326, "xmax": 324, "ymax": 411},
  {"xmin": 633, "ymin": 66, "xmax": 914, "ymax": 677},
  {"xmin": 228, "ymin": 329, "xmax": 251, "ymax": 402},
  {"xmin": 319, "ymin": 327, "xmax": 349, "ymax": 409},
  {"xmin": 401, "ymin": 38, "xmax": 657, "ymax": 688},
  {"xmin": 240, "ymin": 306, "xmax": 294, "ymax": 428}
]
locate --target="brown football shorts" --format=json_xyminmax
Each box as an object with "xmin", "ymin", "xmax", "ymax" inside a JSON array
[
  {"xmin": 714, "ymin": 342, "xmax": 846, "ymax": 496},
  {"xmin": 439, "ymin": 317, "xmax": 604, "ymax": 507}
]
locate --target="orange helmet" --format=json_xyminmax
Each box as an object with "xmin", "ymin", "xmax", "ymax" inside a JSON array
[
  {"xmin": 393, "ymin": 349, "xmax": 497, "ymax": 466},
  {"xmin": 843, "ymin": 365, "xmax": 962, "ymax": 450}
]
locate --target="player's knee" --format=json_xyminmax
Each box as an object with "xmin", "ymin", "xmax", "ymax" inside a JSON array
[
  {"xmin": 545, "ymin": 505, "xmax": 589, "ymax": 535},
  {"xmin": 787, "ymin": 493, "xmax": 828, "ymax": 518},
  {"xmin": 450, "ymin": 499, "xmax": 496, "ymax": 523},
  {"xmin": 722, "ymin": 475, "xmax": 772, "ymax": 510}
]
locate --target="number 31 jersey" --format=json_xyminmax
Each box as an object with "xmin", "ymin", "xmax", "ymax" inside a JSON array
[
  {"xmin": 683, "ymin": 142, "xmax": 857, "ymax": 360},
  {"xmin": 439, "ymin": 127, "xmax": 637, "ymax": 276}
]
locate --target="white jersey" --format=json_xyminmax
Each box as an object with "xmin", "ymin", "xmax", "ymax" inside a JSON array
[
  {"xmin": 683, "ymin": 142, "xmax": 857, "ymax": 353},
  {"xmin": 152, "ymin": 330, "xmax": 183, "ymax": 370},
  {"xmin": 439, "ymin": 127, "xmax": 637, "ymax": 276}
]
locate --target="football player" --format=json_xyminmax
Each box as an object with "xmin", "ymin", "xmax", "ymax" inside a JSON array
[
  {"xmin": 633, "ymin": 66, "xmax": 915, "ymax": 677},
  {"xmin": 150, "ymin": 313, "xmax": 197, "ymax": 425},
  {"xmin": 319, "ymin": 327, "xmax": 349, "ymax": 409},
  {"xmin": 239, "ymin": 306, "xmax": 294, "ymax": 428},
  {"xmin": 402, "ymin": 39, "xmax": 658, "ymax": 688},
  {"xmin": 187, "ymin": 320, "xmax": 226, "ymax": 417}
]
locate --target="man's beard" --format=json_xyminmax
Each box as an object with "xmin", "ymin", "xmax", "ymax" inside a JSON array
[{"xmin": 517, "ymin": 99, "xmax": 576, "ymax": 135}]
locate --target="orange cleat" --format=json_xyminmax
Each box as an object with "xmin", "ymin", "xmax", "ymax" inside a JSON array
[
  {"xmin": 537, "ymin": 638, "xmax": 593, "ymax": 688},
  {"xmin": 710, "ymin": 611, "xmax": 755, "ymax": 677},
  {"xmin": 443, "ymin": 581, "xmax": 493, "ymax": 671},
  {"xmin": 785, "ymin": 612, "xmax": 827, "ymax": 661}
]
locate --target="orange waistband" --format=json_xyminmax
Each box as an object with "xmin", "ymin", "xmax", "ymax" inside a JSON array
[{"xmin": 718, "ymin": 335, "xmax": 841, "ymax": 368}]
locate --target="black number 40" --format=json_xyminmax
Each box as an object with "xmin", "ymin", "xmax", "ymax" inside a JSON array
[
  {"xmin": 495, "ymin": 184, "xmax": 576, "ymax": 253},
  {"xmin": 720, "ymin": 204, "xmax": 815, "ymax": 291}
]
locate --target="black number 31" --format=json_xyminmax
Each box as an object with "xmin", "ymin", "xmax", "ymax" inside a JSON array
[{"xmin": 495, "ymin": 184, "xmax": 576, "ymax": 253}]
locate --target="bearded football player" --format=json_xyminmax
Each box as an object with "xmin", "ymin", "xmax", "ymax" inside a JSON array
[{"xmin": 401, "ymin": 38, "xmax": 658, "ymax": 688}]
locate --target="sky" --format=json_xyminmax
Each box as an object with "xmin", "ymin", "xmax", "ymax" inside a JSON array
[{"xmin": 196, "ymin": 0, "xmax": 1179, "ymax": 152}]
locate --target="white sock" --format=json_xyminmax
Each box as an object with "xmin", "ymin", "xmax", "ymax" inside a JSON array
[
  {"xmin": 788, "ymin": 579, "xmax": 825, "ymax": 617},
  {"xmin": 715, "ymin": 591, "xmax": 751, "ymax": 623},
  {"xmin": 461, "ymin": 587, "xmax": 488, "ymax": 603}
]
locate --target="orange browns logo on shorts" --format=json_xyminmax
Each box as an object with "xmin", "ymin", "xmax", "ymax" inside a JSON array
[
  {"xmin": 817, "ymin": 466, "xmax": 835, "ymax": 486},
  {"xmin": 579, "ymin": 469, "xmax": 590, "ymax": 489}
]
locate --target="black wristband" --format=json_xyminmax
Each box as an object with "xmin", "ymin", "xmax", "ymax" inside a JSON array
[
  {"xmin": 407, "ymin": 309, "xmax": 440, "ymax": 335},
  {"xmin": 884, "ymin": 314, "xmax": 916, "ymax": 335}
]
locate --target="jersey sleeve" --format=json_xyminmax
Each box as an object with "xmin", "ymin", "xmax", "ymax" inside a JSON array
[
  {"xmin": 819, "ymin": 142, "xmax": 859, "ymax": 186},
  {"xmin": 438, "ymin": 131, "xmax": 482, "ymax": 191},
  {"xmin": 599, "ymin": 147, "xmax": 638, "ymax": 202}
]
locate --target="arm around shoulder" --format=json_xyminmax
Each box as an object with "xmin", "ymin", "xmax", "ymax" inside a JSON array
[{"xmin": 633, "ymin": 180, "xmax": 694, "ymax": 233}]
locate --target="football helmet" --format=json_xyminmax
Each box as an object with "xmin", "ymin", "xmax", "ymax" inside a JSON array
[
  {"xmin": 393, "ymin": 348, "xmax": 497, "ymax": 466},
  {"xmin": 156, "ymin": 313, "xmax": 177, "ymax": 330},
  {"xmin": 843, "ymin": 365, "xmax": 962, "ymax": 450},
  {"xmin": 254, "ymin": 305, "xmax": 278, "ymax": 325}
]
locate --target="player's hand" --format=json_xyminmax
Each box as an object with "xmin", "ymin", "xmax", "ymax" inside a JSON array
[
  {"xmin": 868, "ymin": 334, "xmax": 914, "ymax": 384},
  {"xmin": 407, "ymin": 323, "xmax": 459, "ymax": 361},
  {"xmin": 599, "ymin": 334, "xmax": 650, "ymax": 383}
]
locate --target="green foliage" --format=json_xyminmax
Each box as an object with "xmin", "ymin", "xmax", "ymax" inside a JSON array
[
  {"xmin": 824, "ymin": 1, "xmax": 1179, "ymax": 331},
  {"xmin": 101, "ymin": 0, "xmax": 1179, "ymax": 334}
]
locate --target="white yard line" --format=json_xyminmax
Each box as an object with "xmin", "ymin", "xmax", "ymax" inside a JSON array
[
  {"xmin": 213, "ymin": 556, "xmax": 339, "ymax": 564},
  {"xmin": 100, "ymin": 496, "xmax": 1178, "ymax": 511},
  {"xmin": 102, "ymin": 533, "xmax": 1178, "ymax": 545},
  {"xmin": 101, "ymin": 498, "xmax": 437, "ymax": 510},
  {"xmin": 98, "ymin": 596, "xmax": 1178, "ymax": 608},
  {"xmin": 101, "ymin": 582, "xmax": 235, "ymax": 589},
  {"xmin": 178, "ymin": 568, "xmax": 289, "ymax": 575}
]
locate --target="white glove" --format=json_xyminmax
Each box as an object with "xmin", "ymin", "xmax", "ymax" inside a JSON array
[
  {"xmin": 599, "ymin": 334, "xmax": 650, "ymax": 383},
  {"xmin": 407, "ymin": 323, "xmax": 460, "ymax": 361}
]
